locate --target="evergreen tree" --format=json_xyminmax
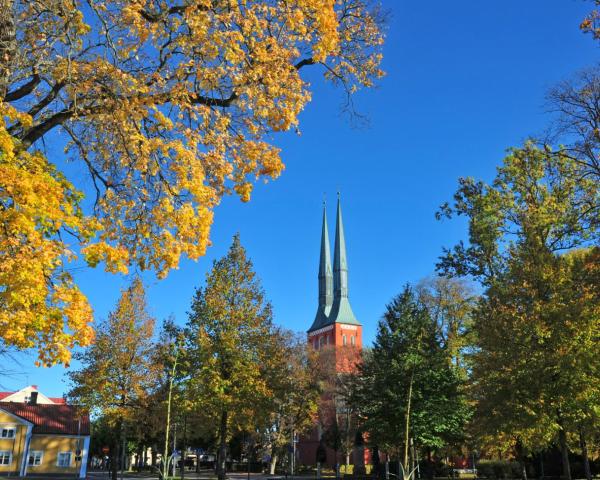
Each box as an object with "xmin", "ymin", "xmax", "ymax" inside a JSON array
[{"xmin": 352, "ymin": 286, "xmax": 470, "ymax": 473}]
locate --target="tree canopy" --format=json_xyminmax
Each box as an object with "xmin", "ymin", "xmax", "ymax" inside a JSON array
[
  {"xmin": 439, "ymin": 144, "xmax": 600, "ymax": 479},
  {"xmin": 0, "ymin": 0, "xmax": 384, "ymax": 364},
  {"xmin": 185, "ymin": 234, "xmax": 283, "ymax": 480},
  {"xmin": 351, "ymin": 286, "xmax": 470, "ymax": 466},
  {"xmin": 68, "ymin": 277, "xmax": 158, "ymax": 480}
]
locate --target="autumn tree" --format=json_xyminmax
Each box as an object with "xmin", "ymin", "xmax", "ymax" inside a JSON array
[
  {"xmin": 581, "ymin": 1, "xmax": 600, "ymax": 41},
  {"xmin": 0, "ymin": 0, "xmax": 384, "ymax": 365},
  {"xmin": 68, "ymin": 277, "xmax": 158, "ymax": 480},
  {"xmin": 185, "ymin": 234, "xmax": 281, "ymax": 480},
  {"xmin": 438, "ymin": 144, "xmax": 600, "ymax": 480},
  {"xmin": 351, "ymin": 286, "xmax": 470, "ymax": 476},
  {"xmin": 416, "ymin": 276, "xmax": 476, "ymax": 374},
  {"xmin": 262, "ymin": 331, "xmax": 320, "ymax": 475},
  {"xmin": 313, "ymin": 345, "xmax": 363, "ymax": 474},
  {"xmin": 437, "ymin": 143, "xmax": 599, "ymax": 283}
]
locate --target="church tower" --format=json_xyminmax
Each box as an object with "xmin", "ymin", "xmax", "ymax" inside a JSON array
[
  {"xmin": 307, "ymin": 197, "xmax": 362, "ymax": 357},
  {"xmin": 298, "ymin": 197, "xmax": 365, "ymax": 469}
]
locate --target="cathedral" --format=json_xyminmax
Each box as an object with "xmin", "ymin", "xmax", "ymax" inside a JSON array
[
  {"xmin": 298, "ymin": 197, "xmax": 366, "ymax": 470},
  {"xmin": 307, "ymin": 197, "xmax": 362, "ymax": 353}
]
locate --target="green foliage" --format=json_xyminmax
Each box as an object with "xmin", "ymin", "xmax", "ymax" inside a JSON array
[
  {"xmin": 437, "ymin": 143, "xmax": 599, "ymax": 284},
  {"xmin": 351, "ymin": 286, "xmax": 470, "ymax": 457},
  {"xmin": 185, "ymin": 234, "xmax": 299, "ymax": 479},
  {"xmin": 185, "ymin": 234, "xmax": 276, "ymax": 433},
  {"xmin": 476, "ymin": 460, "xmax": 523, "ymax": 479},
  {"xmin": 440, "ymin": 143, "xmax": 600, "ymax": 473}
]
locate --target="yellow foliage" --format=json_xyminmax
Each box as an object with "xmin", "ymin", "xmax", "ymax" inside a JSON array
[
  {"xmin": 0, "ymin": 107, "xmax": 95, "ymax": 366},
  {"xmin": 1, "ymin": 0, "xmax": 384, "ymax": 364}
]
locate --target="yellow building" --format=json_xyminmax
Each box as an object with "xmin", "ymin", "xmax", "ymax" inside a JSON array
[{"xmin": 0, "ymin": 386, "xmax": 90, "ymax": 478}]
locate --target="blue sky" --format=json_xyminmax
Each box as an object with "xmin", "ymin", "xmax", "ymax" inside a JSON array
[{"xmin": 3, "ymin": 0, "xmax": 597, "ymax": 396}]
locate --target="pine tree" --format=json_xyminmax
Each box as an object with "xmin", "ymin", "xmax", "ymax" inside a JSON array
[{"xmin": 352, "ymin": 286, "xmax": 470, "ymax": 473}]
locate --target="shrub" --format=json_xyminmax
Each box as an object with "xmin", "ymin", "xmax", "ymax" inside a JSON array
[{"xmin": 476, "ymin": 460, "xmax": 521, "ymax": 479}]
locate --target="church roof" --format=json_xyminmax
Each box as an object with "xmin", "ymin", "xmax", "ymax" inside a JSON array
[{"xmin": 308, "ymin": 197, "xmax": 360, "ymax": 333}]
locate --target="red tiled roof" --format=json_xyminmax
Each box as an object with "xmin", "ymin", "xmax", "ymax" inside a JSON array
[
  {"xmin": 0, "ymin": 403, "xmax": 90, "ymax": 435},
  {"xmin": 48, "ymin": 397, "xmax": 67, "ymax": 404},
  {"xmin": 0, "ymin": 393, "xmax": 11, "ymax": 400}
]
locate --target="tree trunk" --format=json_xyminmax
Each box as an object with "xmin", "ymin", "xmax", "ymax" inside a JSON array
[
  {"xmin": 120, "ymin": 423, "xmax": 127, "ymax": 480},
  {"xmin": 217, "ymin": 410, "xmax": 228, "ymax": 480},
  {"xmin": 558, "ymin": 427, "xmax": 571, "ymax": 480},
  {"xmin": 579, "ymin": 428, "xmax": 592, "ymax": 480},
  {"xmin": 403, "ymin": 368, "xmax": 415, "ymax": 474},
  {"xmin": 269, "ymin": 452, "xmax": 278, "ymax": 475},
  {"xmin": 111, "ymin": 436, "xmax": 119, "ymax": 480},
  {"xmin": 0, "ymin": 0, "xmax": 15, "ymax": 99},
  {"xmin": 181, "ymin": 416, "xmax": 187, "ymax": 480},
  {"xmin": 163, "ymin": 347, "xmax": 179, "ymax": 480},
  {"xmin": 515, "ymin": 439, "xmax": 527, "ymax": 480}
]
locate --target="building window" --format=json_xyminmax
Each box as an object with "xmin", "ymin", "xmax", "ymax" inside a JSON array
[
  {"xmin": 319, "ymin": 336, "xmax": 325, "ymax": 348},
  {"xmin": 28, "ymin": 451, "xmax": 43, "ymax": 466},
  {"xmin": 0, "ymin": 452, "xmax": 11, "ymax": 465},
  {"xmin": 57, "ymin": 452, "xmax": 72, "ymax": 467},
  {"xmin": 0, "ymin": 427, "xmax": 15, "ymax": 438},
  {"xmin": 314, "ymin": 339, "xmax": 318, "ymax": 350},
  {"xmin": 342, "ymin": 335, "xmax": 347, "ymax": 345},
  {"xmin": 351, "ymin": 336, "xmax": 355, "ymax": 346}
]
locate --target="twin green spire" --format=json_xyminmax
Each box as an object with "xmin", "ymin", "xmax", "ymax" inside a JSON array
[{"xmin": 308, "ymin": 197, "xmax": 360, "ymax": 333}]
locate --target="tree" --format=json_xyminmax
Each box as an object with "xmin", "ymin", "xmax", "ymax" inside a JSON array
[
  {"xmin": 0, "ymin": 0, "xmax": 385, "ymax": 365},
  {"xmin": 68, "ymin": 277, "xmax": 158, "ymax": 480},
  {"xmin": 439, "ymin": 145, "xmax": 600, "ymax": 480},
  {"xmin": 469, "ymin": 246, "xmax": 600, "ymax": 480},
  {"xmin": 545, "ymin": 66, "xmax": 600, "ymax": 181},
  {"xmin": 185, "ymin": 234, "xmax": 279, "ymax": 480},
  {"xmin": 416, "ymin": 276, "xmax": 476, "ymax": 373},
  {"xmin": 581, "ymin": 2, "xmax": 600, "ymax": 41},
  {"xmin": 352, "ymin": 286, "xmax": 470, "ymax": 475},
  {"xmin": 437, "ymin": 143, "xmax": 599, "ymax": 285},
  {"xmin": 262, "ymin": 331, "xmax": 320, "ymax": 475}
]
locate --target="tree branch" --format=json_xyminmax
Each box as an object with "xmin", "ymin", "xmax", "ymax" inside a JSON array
[
  {"xmin": 295, "ymin": 57, "xmax": 315, "ymax": 69},
  {"xmin": 4, "ymin": 73, "xmax": 40, "ymax": 102},
  {"xmin": 139, "ymin": 5, "xmax": 190, "ymax": 23}
]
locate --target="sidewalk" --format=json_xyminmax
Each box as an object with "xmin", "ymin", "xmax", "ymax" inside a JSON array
[{"xmin": 87, "ymin": 471, "xmax": 323, "ymax": 480}]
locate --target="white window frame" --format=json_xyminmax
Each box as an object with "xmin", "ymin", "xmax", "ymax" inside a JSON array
[
  {"xmin": 351, "ymin": 335, "xmax": 355, "ymax": 346},
  {"xmin": 0, "ymin": 451, "xmax": 12, "ymax": 466},
  {"xmin": 342, "ymin": 334, "xmax": 347, "ymax": 345},
  {"xmin": 57, "ymin": 452, "xmax": 72, "ymax": 468},
  {"xmin": 0, "ymin": 427, "xmax": 16, "ymax": 439},
  {"xmin": 28, "ymin": 450, "xmax": 44, "ymax": 467}
]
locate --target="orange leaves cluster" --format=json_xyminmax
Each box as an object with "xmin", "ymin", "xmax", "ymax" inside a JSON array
[
  {"xmin": 0, "ymin": 105, "xmax": 95, "ymax": 366},
  {"xmin": 2, "ymin": 0, "xmax": 384, "ymax": 364},
  {"xmin": 581, "ymin": 1, "xmax": 600, "ymax": 40}
]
